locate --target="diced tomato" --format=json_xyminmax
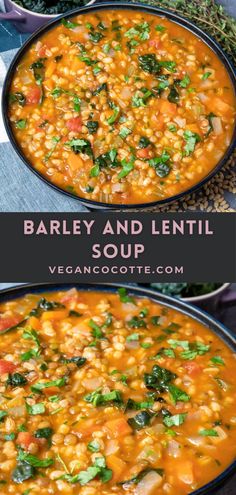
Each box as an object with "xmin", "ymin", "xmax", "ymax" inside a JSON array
[
  {"xmin": 0, "ymin": 316, "xmax": 20, "ymax": 333},
  {"xmin": 137, "ymin": 148, "xmax": 152, "ymax": 159},
  {"xmin": 149, "ymin": 39, "xmax": 162, "ymax": 49},
  {"xmin": 184, "ymin": 362, "xmax": 202, "ymax": 376},
  {"xmin": 38, "ymin": 45, "xmax": 47, "ymax": 57},
  {"xmin": 66, "ymin": 117, "xmax": 82, "ymax": 132},
  {"xmin": 0, "ymin": 359, "xmax": 17, "ymax": 374},
  {"xmin": 17, "ymin": 432, "xmax": 38, "ymax": 450},
  {"xmin": 26, "ymin": 86, "xmax": 41, "ymax": 105},
  {"xmin": 43, "ymin": 386, "xmax": 60, "ymax": 396}
]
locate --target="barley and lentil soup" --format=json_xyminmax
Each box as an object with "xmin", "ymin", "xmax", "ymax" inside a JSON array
[
  {"xmin": 8, "ymin": 10, "xmax": 236, "ymax": 205},
  {"xmin": 0, "ymin": 288, "xmax": 235, "ymax": 495}
]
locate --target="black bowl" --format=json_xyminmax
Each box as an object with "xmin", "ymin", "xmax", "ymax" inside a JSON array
[
  {"xmin": 0, "ymin": 281, "xmax": 235, "ymax": 493},
  {"xmin": 2, "ymin": 2, "xmax": 236, "ymax": 210}
]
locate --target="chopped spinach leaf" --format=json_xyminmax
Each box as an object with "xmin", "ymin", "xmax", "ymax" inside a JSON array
[
  {"xmin": 65, "ymin": 139, "xmax": 93, "ymax": 158},
  {"xmin": 128, "ymin": 410, "xmax": 154, "ymax": 430},
  {"xmin": 34, "ymin": 427, "xmax": 53, "ymax": 440},
  {"xmin": 144, "ymin": 365, "xmax": 176, "ymax": 392},
  {"xmin": 86, "ymin": 120, "xmax": 99, "ymax": 134},
  {"xmin": 118, "ymin": 288, "xmax": 135, "ymax": 304},
  {"xmin": 7, "ymin": 373, "xmax": 27, "ymax": 388},
  {"xmin": 200, "ymin": 428, "xmax": 219, "ymax": 437},
  {"xmin": 85, "ymin": 389, "xmax": 123, "ymax": 407},
  {"xmin": 168, "ymin": 384, "xmax": 190, "ymax": 404},
  {"xmin": 12, "ymin": 462, "xmax": 36, "ymax": 484},
  {"xmin": 87, "ymin": 439, "xmax": 101, "ymax": 452}
]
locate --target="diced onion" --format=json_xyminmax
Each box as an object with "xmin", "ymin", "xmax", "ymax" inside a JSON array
[
  {"xmin": 167, "ymin": 440, "xmax": 181, "ymax": 458},
  {"xmin": 9, "ymin": 405, "xmax": 25, "ymax": 417},
  {"xmin": 82, "ymin": 377, "xmax": 102, "ymax": 390},
  {"xmin": 174, "ymin": 116, "xmax": 186, "ymax": 128},
  {"xmin": 105, "ymin": 440, "xmax": 119, "ymax": 455},
  {"xmin": 120, "ymin": 87, "xmax": 132, "ymax": 99},
  {"xmin": 187, "ymin": 436, "xmax": 206, "ymax": 447},
  {"xmin": 211, "ymin": 116, "xmax": 223, "ymax": 135},
  {"xmin": 126, "ymin": 340, "xmax": 139, "ymax": 350},
  {"xmin": 198, "ymin": 93, "xmax": 209, "ymax": 103}
]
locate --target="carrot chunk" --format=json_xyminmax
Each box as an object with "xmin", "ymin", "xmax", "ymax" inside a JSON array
[
  {"xmin": 107, "ymin": 455, "xmax": 126, "ymax": 482},
  {"xmin": 41, "ymin": 310, "xmax": 68, "ymax": 321}
]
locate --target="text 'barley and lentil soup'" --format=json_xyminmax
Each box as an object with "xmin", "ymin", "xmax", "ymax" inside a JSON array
[
  {"xmin": 7, "ymin": 9, "xmax": 236, "ymax": 205},
  {"xmin": 0, "ymin": 287, "xmax": 235, "ymax": 495}
]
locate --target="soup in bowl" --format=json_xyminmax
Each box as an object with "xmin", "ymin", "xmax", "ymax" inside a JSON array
[
  {"xmin": 0, "ymin": 285, "xmax": 235, "ymax": 494},
  {"xmin": 6, "ymin": 7, "xmax": 236, "ymax": 207}
]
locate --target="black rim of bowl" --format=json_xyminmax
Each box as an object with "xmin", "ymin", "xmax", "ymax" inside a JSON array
[
  {"xmin": 0, "ymin": 281, "xmax": 235, "ymax": 494},
  {"xmin": 2, "ymin": 1, "xmax": 236, "ymax": 210}
]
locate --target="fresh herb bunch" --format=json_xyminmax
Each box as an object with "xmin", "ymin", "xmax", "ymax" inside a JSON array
[
  {"xmin": 130, "ymin": 0, "xmax": 236, "ymax": 61},
  {"xmin": 14, "ymin": 0, "xmax": 90, "ymax": 15}
]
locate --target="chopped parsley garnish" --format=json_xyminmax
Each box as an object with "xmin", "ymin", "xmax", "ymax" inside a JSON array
[
  {"xmin": 26, "ymin": 402, "xmax": 45, "ymax": 415},
  {"xmin": 9, "ymin": 92, "xmax": 26, "ymax": 106},
  {"xmin": 211, "ymin": 356, "xmax": 225, "ymax": 366},
  {"xmin": 200, "ymin": 428, "xmax": 219, "ymax": 437},
  {"xmin": 119, "ymin": 127, "xmax": 132, "ymax": 139},
  {"xmin": 118, "ymin": 288, "xmax": 135, "ymax": 304},
  {"xmin": 86, "ymin": 120, "xmax": 99, "ymax": 134},
  {"xmin": 128, "ymin": 316, "xmax": 147, "ymax": 328},
  {"xmin": 15, "ymin": 119, "xmax": 27, "ymax": 129},
  {"xmin": 0, "ymin": 411, "xmax": 7, "ymax": 422},
  {"xmin": 163, "ymin": 413, "xmax": 187, "ymax": 427},
  {"xmin": 60, "ymin": 456, "xmax": 112, "ymax": 485},
  {"xmin": 44, "ymin": 136, "xmax": 60, "ymax": 162},
  {"xmin": 118, "ymin": 159, "xmax": 134, "ymax": 179},
  {"xmin": 7, "ymin": 373, "xmax": 28, "ymax": 388},
  {"xmin": 168, "ymin": 384, "xmax": 190, "ymax": 404},
  {"xmin": 87, "ymin": 440, "xmax": 101, "ymax": 453},
  {"xmin": 179, "ymin": 74, "xmax": 191, "ymax": 87},
  {"xmin": 202, "ymin": 71, "xmax": 212, "ymax": 80},
  {"xmin": 107, "ymin": 103, "xmax": 120, "ymax": 125}
]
